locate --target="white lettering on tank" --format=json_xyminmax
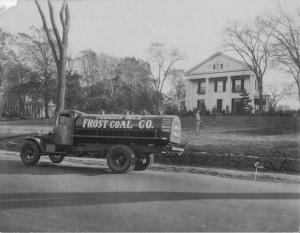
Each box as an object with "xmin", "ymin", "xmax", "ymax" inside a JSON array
[
  {"xmin": 87, "ymin": 119, "xmax": 93, "ymax": 128},
  {"xmin": 138, "ymin": 120, "xmax": 145, "ymax": 129},
  {"xmin": 82, "ymin": 119, "xmax": 88, "ymax": 128},
  {"xmin": 114, "ymin": 121, "xmax": 120, "ymax": 128},
  {"xmin": 110, "ymin": 121, "xmax": 115, "ymax": 128},
  {"xmin": 103, "ymin": 120, "xmax": 108, "ymax": 128},
  {"xmin": 145, "ymin": 120, "xmax": 152, "ymax": 129},
  {"xmin": 119, "ymin": 121, "xmax": 126, "ymax": 128},
  {"xmin": 92, "ymin": 120, "xmax": 98, "ymax": 128},
  {"xmin": 126, "ymin": 121, "xmax": 133, "ymax": 129}
]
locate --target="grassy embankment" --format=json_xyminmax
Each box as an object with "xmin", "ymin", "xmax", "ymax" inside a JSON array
[{"xmin": 181, "ymin": 115, "xmax": 299, "ymax": 159}]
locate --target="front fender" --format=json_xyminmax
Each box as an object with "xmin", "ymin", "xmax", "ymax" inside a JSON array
[{"xmin": 23, "ymin": 137, "xmax": 45, "ymax": 153}]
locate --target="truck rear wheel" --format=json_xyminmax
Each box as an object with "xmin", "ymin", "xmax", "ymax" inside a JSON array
[
  {"xmin": 134, "ymin": 153, "xmax": 154, "ymax": 171},
  {"xmin": 20, "ymin": 140, "xmax": 40, "ymax": 165},
  {"xmin": 49, "ymin": 155, "xmax": 65, "ymax": 163},
  {"xmin": 107, "ymin": 145, "xmax": 136, "ymax": 173}
]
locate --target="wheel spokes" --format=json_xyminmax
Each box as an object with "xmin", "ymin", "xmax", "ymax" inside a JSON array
[
  {"xmin": 113, "ymin": 152, "xmax": 127, "ymax": 168},
  {"xmin": 24, "ymin": 147, "xmax": 34, "ymax": 160}
]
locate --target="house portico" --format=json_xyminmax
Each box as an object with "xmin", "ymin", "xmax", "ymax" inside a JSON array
[{"xmin": 185, "ymin": 52, "xmax": 260, "ymax": 113}]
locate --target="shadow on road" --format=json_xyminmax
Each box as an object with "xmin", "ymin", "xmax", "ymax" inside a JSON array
[
  {"xmin": 0, "ymin": 159, "xmax": 111, "ymax": 176},
  {"xmin": 0, "ymin": 191, "xmax": 299, "ymax": 210}
]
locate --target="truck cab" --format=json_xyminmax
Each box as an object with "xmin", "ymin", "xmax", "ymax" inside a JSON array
[{"xmin": 54, "ymin": 110, "xmax": 82, "ymax": 145}]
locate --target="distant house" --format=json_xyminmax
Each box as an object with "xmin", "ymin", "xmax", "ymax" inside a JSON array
[
  {"xmin": 185, "ymin": 52, "xmax": 270, "ymax": 113},
  {"xmin": 0, "ymin": 88, "xmax": 55, "ymax": 118}
]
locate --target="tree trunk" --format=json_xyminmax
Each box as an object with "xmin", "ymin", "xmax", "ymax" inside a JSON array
[
  {"xmin": 297, "ymin": 81, "xmax": 300, "ymax": 110},
  {"xmin": 155, "ymin": 91, "xmax": 161, "ymax": 114},
  {"xmin": 55, "ymin": 61, "xmax": 66, "ymax": 113},
  {"xmin": 257, "ymin": 78, "xmax": 264, "ymax": 114},
  {"xmin": 44, "ymin": 95, "xmax": 49, "ymax": 119},
  {"xmin": 44, "ymin": 77, "xmax": 49, "ymax": 118}
]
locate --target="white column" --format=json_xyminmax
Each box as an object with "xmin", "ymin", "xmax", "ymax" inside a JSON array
[
  {"xmin": 185, "ymin": 80, "xmax": 190, "ymax": 111},
  {"xmin": 205, "ymin": 78, "xmax": 209, "ymax": 108},
  {"xmin": 227, "ymin": 76, "xmax": 232, "ymax": 112}
]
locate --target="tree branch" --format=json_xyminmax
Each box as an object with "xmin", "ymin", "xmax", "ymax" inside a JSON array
[{"xmin": 34, "ymin": 0, "xmax": 59, "ymax": 65}]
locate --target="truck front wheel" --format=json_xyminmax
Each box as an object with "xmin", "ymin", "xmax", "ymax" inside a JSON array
[
  {"xmin": 49, "ymin": 155, "xmax": 65, "ymax": 163},
  {"xmin": 107, "ymin": 145, "xmax": 136, "ymax": 173},
  {"xmin": 20, "ymin": 140, "xmax": 41, "ymax": 165},
  {"xmin": 134, "ymin": 153, "xmax": 154, "ymax": 171}
]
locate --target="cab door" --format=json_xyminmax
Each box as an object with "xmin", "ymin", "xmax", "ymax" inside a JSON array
[{"xmin": 54, "ymin": 113, "xmax": 73, "ymax": 145}]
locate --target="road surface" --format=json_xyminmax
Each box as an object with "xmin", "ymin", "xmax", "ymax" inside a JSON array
[{"xmin": 0, "ymin": 151, "xmax": 299, "ymax": 232}]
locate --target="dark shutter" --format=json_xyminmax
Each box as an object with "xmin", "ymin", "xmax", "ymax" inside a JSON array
[
  {"xmin": 214, "ymin": 81, "xmax": 217, "ymax": 92},
  {"xmin": 197, "ymin": 81, "xmax": 200, "ymax": 94},
  {"xmin": 223, "ymin": 80, "xmax": 226, "ymax": 92},
  {"xmin": 232, "ymin": 79, "xmax": 235, "ymax": 92},
  {"xmin": 241, "ymin": 79, "xmax": 244, "ymax": 91}
]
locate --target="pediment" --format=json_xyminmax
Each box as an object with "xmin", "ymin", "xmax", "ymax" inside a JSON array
[{"xmin": 186, "ymin": 52, "xmax": 250, "ymax": 75}]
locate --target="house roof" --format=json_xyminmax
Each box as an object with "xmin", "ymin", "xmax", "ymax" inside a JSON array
[{"xmin": 185, "ymin": 52, "xmax": 250, "ymax": 75}]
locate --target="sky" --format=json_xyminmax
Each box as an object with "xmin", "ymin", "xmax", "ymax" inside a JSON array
[
  {"xmin": 0, "ymin": 0, "xmax": 16, "ymax": 7},
  {"xmin": 0, "ymin": 0, "xmax": 299, "ymax": 108}
]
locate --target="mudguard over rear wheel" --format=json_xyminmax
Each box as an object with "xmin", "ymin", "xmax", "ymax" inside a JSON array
[
  {"xmin": 20, "ymin": 140, "xmax": 41, "ymax": 165},
  {"xmin": 134, "ymin": 153, "xmax": 154, "ymax": 171},
  {"xmin": 106, "ymin": 145, "xmax": 136, "ymax": 173}
]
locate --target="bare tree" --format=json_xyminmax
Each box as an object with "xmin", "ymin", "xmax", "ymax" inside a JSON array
[
  {"xmin": 78, "ymin": 49, "xmax": 100, "ymax": 86},
  {"xmin": 146, "ymin": 42, "xmax": 184, "ymax": 112},
  {"xmin": 270, "ymin": 6, "xmax": 300, "ymax": 109},
  {"xmin": 0, "ymin": 28, "xmax": 13, "ymax": 88},
  {"xmin": 66, "ymin": 55, "xmax": 75, "ymax": 75},
  {"xmin": 266, "ymin": 83, "xmax": 293, "ymax": 110},
  {"xmin": 224, "ymin": 17, "xmax": 276, "ymax": 113},
  {"xmin": 170, "ymin": 69, "xmax": 185, "ymax": 110},
  {"xmin": 17, "ymin": 27, "xmax": 56, "ymax": 118},
  {"xmin": 35, "ymin": 0, "xmax": 70, "ymax": 112}
]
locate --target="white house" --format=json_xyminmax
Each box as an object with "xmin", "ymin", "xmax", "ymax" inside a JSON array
[{"xmin": 185, "ymin": 52, "xmax": 270, "ymax": 113}]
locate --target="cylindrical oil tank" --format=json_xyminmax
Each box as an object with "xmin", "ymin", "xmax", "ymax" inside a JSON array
[{"xmin": 74, "ymin": 113, "xmax": 181, "ymax": 144}]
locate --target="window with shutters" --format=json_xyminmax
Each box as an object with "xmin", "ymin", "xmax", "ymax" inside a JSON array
[
  {"xmin": 232, "ymin": 79, "xmax": 244, "ymax": 92},
  {"xmin": 197, "ymin": 80, "xmax": 206, "ymax": 95},
  {"xmin": 235, "ymin": 80, "xmax": 241, "ymax": 92},
  {"xmin": 214, "ymin": 80, "xmax": 226, "ymax": 93},
  {"xmin": 213, "ymin": 63, "xmax": 223, "ymax": 70}
]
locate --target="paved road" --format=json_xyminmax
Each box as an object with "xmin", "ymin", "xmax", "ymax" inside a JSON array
[{"xmin": 0, "ymin": 152, "xmax": 299, "ymax": 232}]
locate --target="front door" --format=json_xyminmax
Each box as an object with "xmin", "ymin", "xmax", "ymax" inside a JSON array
[
  {"xmin": 54, "ymin": 113, "xmax": 73, "ymax": 145},
  {"xmin": 217, "ymin": 99, "xmax": 223, "ymax": 113}
]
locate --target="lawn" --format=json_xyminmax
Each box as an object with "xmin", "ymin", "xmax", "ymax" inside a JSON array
[{"xmin": 181, "ymin": 115, "xmax": 300, "ymax": 159}]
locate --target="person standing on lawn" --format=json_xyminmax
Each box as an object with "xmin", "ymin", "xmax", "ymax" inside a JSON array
[{"xmin": 195, "ymin": 109, "xmax": 201, "ymax": 135}]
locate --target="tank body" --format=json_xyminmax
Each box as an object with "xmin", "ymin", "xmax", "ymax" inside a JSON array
[{"xmin": 74, "ymin": 113, "xmax": 181, "ymax": 145}]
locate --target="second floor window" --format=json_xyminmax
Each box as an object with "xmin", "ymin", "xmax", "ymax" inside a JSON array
[
  {"xmin": 232, "ymin": 79, "xmax": 244, "ymax": 92},
  {"xmin": 214, "ymin": 80, "xmax": 226, "ymax": 92},
  {"xmin": 197, "ymin": 81, "xmax": 206, "ymax": 95}
]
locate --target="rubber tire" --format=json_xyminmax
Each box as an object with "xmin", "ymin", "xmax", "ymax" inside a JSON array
[
  {"xmin": 20, "ymin": 140, "xmax": 41, "ymax": 166},
  {"xmin": 49, "ymin": 155, "xmax": 65, "ymax": 163},
  {"xmin": 106, "ymin": 145, "xmax": 136, "ymax": 173},
  {"xmin": 134, "ymin": 153, "xmax": 154, "ymax": 171}
]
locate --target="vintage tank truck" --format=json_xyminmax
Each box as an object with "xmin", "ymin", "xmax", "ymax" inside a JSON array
[{"xmin": 20, "ymin": 110, "xmax": 184, "ymax": 173}]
